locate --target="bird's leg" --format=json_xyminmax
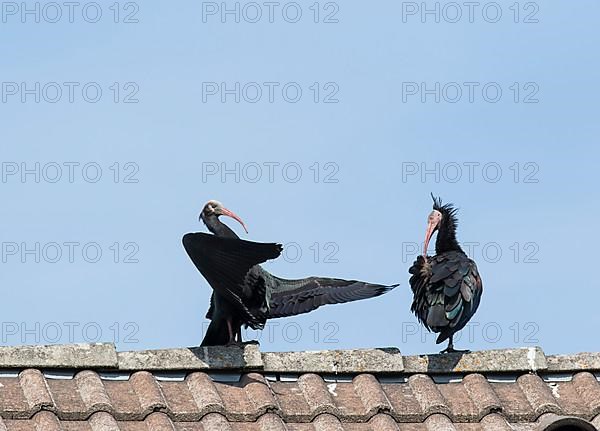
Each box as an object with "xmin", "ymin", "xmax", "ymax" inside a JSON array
[
  {"xmin": 226, "ymin": 319, "xmax": 235, "ymax": 345},
  {"xmin": 236, "ymin": 326, "xmax": 243, "ymax": 343},
  {"xmin": 440, "ymin": 336, "xmax": 471, "ymax": 354}
]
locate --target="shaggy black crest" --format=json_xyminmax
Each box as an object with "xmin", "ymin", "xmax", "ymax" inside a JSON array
[
  {"xmin": 430, "ymin": 194, "xmax": 460, "ymax": 254},
  {"xmin": 431, "ymin": 193, "xmax": 443, "ymax": 210},
  {"xmin": 431, "ymin": 193, "xmax": 458, "ymax": 220}
]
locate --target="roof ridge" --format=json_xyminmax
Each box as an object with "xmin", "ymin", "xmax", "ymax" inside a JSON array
[{"xmin": 0, "ymin": 343, "xmax": 599, "ymax": 374}]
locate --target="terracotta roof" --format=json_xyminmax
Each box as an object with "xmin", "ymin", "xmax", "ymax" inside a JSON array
[{"xmin": 0, "ymin": 344, "xmax": 598, "ymax": 430}]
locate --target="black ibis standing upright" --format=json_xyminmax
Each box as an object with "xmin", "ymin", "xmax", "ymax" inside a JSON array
[
  {"xmin": 409, "ymin": 195, "xmax": 483, "ymax": 353},
  {"xmin": 183, "ymin": 200, "xmax": 398, "ymax": 346}
]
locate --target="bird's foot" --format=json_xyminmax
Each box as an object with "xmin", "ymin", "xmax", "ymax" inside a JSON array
[
  {"xmin": 236, "ymin": 340, "xmax": 259, "ymax": 346},
  {"xmin": 439, "ymin": 347, "xmax": 470, "ymax": 354}
]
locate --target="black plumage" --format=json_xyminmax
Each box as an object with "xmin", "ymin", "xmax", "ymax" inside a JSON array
[
  {"xmin": 267, "ymin": 276, "xmax": 394, "ymax": 318},
  {"xmin": 184, "ymin": 200, "xmax": 397, "ymax": 346},
  {"xmin": 408, "ymin": 195, "xmax": 483, "ymax": 353},
  {"xmin": 182, "ymin": 233, "xmax": 282, "ymax": 330}
]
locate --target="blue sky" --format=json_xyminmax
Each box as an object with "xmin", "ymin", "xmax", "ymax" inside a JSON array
[{"xmin": 0, "ymin": 1, "xmax": 598, "ymax": 354}]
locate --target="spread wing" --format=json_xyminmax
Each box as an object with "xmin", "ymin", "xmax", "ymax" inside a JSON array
[
  {"xmin": 182, "ymin": 233, "xmax": 282, "ymax": 326},
  {"xmin": 266, "ymin": 276, "xmax": 397, "ymax": 318}
]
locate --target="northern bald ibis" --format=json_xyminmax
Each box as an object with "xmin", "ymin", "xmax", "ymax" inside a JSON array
[
  {"xmin": 409, "ymin": 195, "xmax": 483, "ymax": 353},
  {"xmin": 183, "ymin": 200, "xmax": 397, "ymax": 346}
]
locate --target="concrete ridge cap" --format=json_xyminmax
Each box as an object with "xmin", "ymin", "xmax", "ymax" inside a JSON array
[
  {"xmin": 0, "ymin": 343, "xmax": 118, "ymax": 369},
  {"xmin": 117, "ymin": 342, "xmax": 263, "ymax": 371},
  {"xmin": 401, "ymin": 346, "xmax": 548, "ymax": 374},
  {"xmin": 261, "ymin": 347, "xmax": 404, "ymax": 374},
  {"xmin": 10, "ymin": 344, "xmax": 600, "ymax": 375},
  {"xmin": 545, "ymin": 351, "xmax": 600, "ymax": 372}
]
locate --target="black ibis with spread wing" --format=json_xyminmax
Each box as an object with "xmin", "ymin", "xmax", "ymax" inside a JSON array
[
  {"xmin": 409, "ymin": 195, "xmax": 483, "ymax": 353},
  {"xmin": 183, "ymin": 200, "xmax": 397, "ymax": 346}
]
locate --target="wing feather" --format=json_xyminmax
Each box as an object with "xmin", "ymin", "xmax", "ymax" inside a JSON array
[
  {"xmin": 182, "ymin": 232, "xmax": 282, "ymax": 326},
  {"xmin": 267, "ymin": 276, "xmax": 397, "ymax": 318}
]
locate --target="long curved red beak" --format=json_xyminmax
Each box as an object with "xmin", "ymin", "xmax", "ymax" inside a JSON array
[
  {"xmin": 423, "ymin": 221, "xmax": 437, "ymax": 257},
  {"xmin": 221, "ymin": 207, "xmax": 249, "ymax": 234}
]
